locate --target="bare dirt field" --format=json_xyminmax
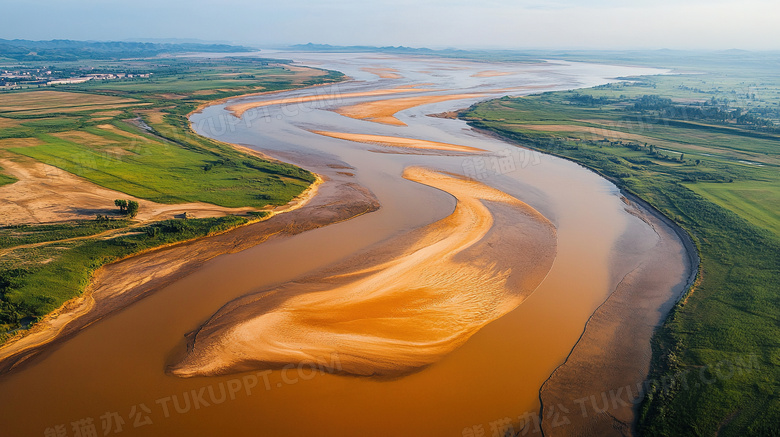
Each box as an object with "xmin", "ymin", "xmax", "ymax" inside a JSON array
[{"xmin": 0, "ymin": 157, "xmax": 257, "ymax": 226}]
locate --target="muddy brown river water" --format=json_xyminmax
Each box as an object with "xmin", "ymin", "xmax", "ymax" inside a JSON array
[{"xmin": 0, "ymin": 53, "xmax": 691, "ymax": 437}]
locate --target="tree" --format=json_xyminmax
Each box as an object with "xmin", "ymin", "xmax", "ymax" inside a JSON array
[
  {"xmin": 114, "ymin": 199, "xmax": 128, "ymax": 214},
  {"xmin": 127, "ymin": 200, "xmax": 139, "ymax": 218},
  {"xmin": 114, "ymin": 199, "xmax": 139, "ymax": 217}
]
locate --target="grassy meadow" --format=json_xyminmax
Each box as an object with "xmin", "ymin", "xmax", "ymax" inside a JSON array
[
  {"xmin": 463, "ymin": 70, "xmax": 780, "ymax": 436},
  {"xmin": 0, "ymin": 57, "xmax": 344, "ymax": 343}
]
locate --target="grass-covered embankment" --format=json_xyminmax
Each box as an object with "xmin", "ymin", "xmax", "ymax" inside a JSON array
[{"xmin": 462, "ymin": 77, "xmax": 780, "ymax": 436}]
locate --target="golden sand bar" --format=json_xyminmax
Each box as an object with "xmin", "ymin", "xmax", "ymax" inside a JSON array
[
  {"xmin": 334, "ymin": 93, "xmax": 485, "ymax": 126},
  {"xmin": 311, "ymin": 131, "xmax": 485, "ymax": 153},
  {"xmin": 471, "ymin": 70, "xmax": 515, "ymax": 78},
  {"xmin": 226, "ymin": 86, "xmax": 433, "ymax": 118},
  {"xmin": 361, "ymin": 67, "xmax": 403, "ymax": 79},
  {"xmin": 170, "ymin": 167, "xmax": 557, "ymax": 377}
]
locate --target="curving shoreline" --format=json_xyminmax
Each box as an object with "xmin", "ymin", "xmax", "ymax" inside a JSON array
[
  {"xmin": 537, "ymin": 196, "xmax": 697, "ymax": 436},
  {"xmin": 0, "ymin": 172, "xmax": 378, "ymax": 375},
  {"xmin": 467, "ymin": 126, "xmax": 700, "ymax": 436}
]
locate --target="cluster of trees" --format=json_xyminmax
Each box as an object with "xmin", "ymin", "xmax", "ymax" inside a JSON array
[
  {"xmin": 630, "ymin": 95, "xmax": 673, "ymax": 111},
  {"xmin": 114, "ymin": 199, "xmax": 139, "ymax": 218},
  {"xmin": 567, "ymin": 93, "xmax": 613, "ymax": 107},
  {"xmin": 563, "ymin": 93, "xmax": 777, "ymax": 130},
  {"xmin": 628, "ymin": 94, "xmax": 776, "ymax": 129}
]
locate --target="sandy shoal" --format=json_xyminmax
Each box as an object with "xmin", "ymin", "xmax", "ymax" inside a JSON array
[
  {"xmin": 333, "ymin": 93, "xmax": 485, "ymax": 126},
  {"xmin": 226, "ymin": 86, "xmax": 434, "ymax": 118},
  {"xmin": 0, "ymin": 175, "xmax": 379, "ymax": 374},
  {"xmin": 471, "ymin": 70, "xmax": 515, "ymax": 78},
  {"xmin": 361, "ymin": 67, "xmax": 403, "ymax": 79},
  {"xmin": 169, "ymin": 167, "xmax": 557, "ymax": 378},
  {"xmin": 0, "ymin": 158, "xmax": 258, "ymax": 226},
  {"xmin": 310, "ymin": 130, "xmax": 485, "ymax": 153}
]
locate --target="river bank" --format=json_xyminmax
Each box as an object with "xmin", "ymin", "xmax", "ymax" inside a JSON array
[
  {"xmin": 460, "ymin": 122, "xmax": 698, "ymax": 436},
  {"xmin": 0, "ymin": 171, "xmax": 378, "ymax": 374}
]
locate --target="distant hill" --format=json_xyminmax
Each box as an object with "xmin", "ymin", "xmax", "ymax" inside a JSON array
[{"xmin": 0, "ymin": 39, "xmax": 252, "ymax": 61}]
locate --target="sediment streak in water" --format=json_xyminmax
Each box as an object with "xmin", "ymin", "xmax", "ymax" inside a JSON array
[{"xmin": 170, "ymin": 167, "xmax": 557, "ymax": 377}]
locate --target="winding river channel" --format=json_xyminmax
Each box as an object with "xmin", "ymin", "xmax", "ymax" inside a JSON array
[{"xmin": 0, "ymin": 53, "xmax": 692, "ymax": 436}]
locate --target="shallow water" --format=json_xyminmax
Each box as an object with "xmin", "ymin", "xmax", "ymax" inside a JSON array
[{"xmin": 0, "ymin": 53, "xmax": 673, "ymax": 436}]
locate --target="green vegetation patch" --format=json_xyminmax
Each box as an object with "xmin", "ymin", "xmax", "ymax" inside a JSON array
[
  {"xmin": 0, "ymin": 220, "xmax": 130, "ymax": 249},
  {"xmin": 685, "ymin": 181, "xmax": 780, "ymax": 236}
]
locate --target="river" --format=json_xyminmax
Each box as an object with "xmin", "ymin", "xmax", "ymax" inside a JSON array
[{"xmin": 0, "ymin": 53, "xmax": 689, "ymax": 437}]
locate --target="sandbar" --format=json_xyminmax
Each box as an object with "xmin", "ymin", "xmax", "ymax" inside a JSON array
[
  {"xmin": 310, "ymin": 130, "xmax": 485, "ymax": 153},
  {"xmin": 471, "ymin": 70, "xmax": 515, "ymax": 78},
  {"xmin": 226, "ymin": 86, "xmax": 434, "ymax": 118},
  {"xmin": 361, "ymin": 67, "xmax": 403, "ymax": 79},
  {"xmin": 333, "ymin": 93, "xmax": 485, "ymax": 126},
  {"xmin": 169, "ymin": 167, "xmax": 557, "ymax": 377}
]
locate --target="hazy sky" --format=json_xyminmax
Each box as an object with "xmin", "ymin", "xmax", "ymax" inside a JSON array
[{"xmin": 2, "ymin": 0, "xmax": 779, "ymax": 50}]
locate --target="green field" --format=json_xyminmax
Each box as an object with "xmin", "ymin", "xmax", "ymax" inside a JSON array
[
  {"xmin": 685, "ymin": 181, "xmax": 780, "ymax": 236},
  {"xmin": 0, "ymin": 57, "xmax": 344, "ymax": 344},
  {"xmin": 7, "ymin": 126, "xmax": 312, "ymax": 207},
  {"xmin": 463, "ymin": 68, "xmax": 780, "ymax": 436}
]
